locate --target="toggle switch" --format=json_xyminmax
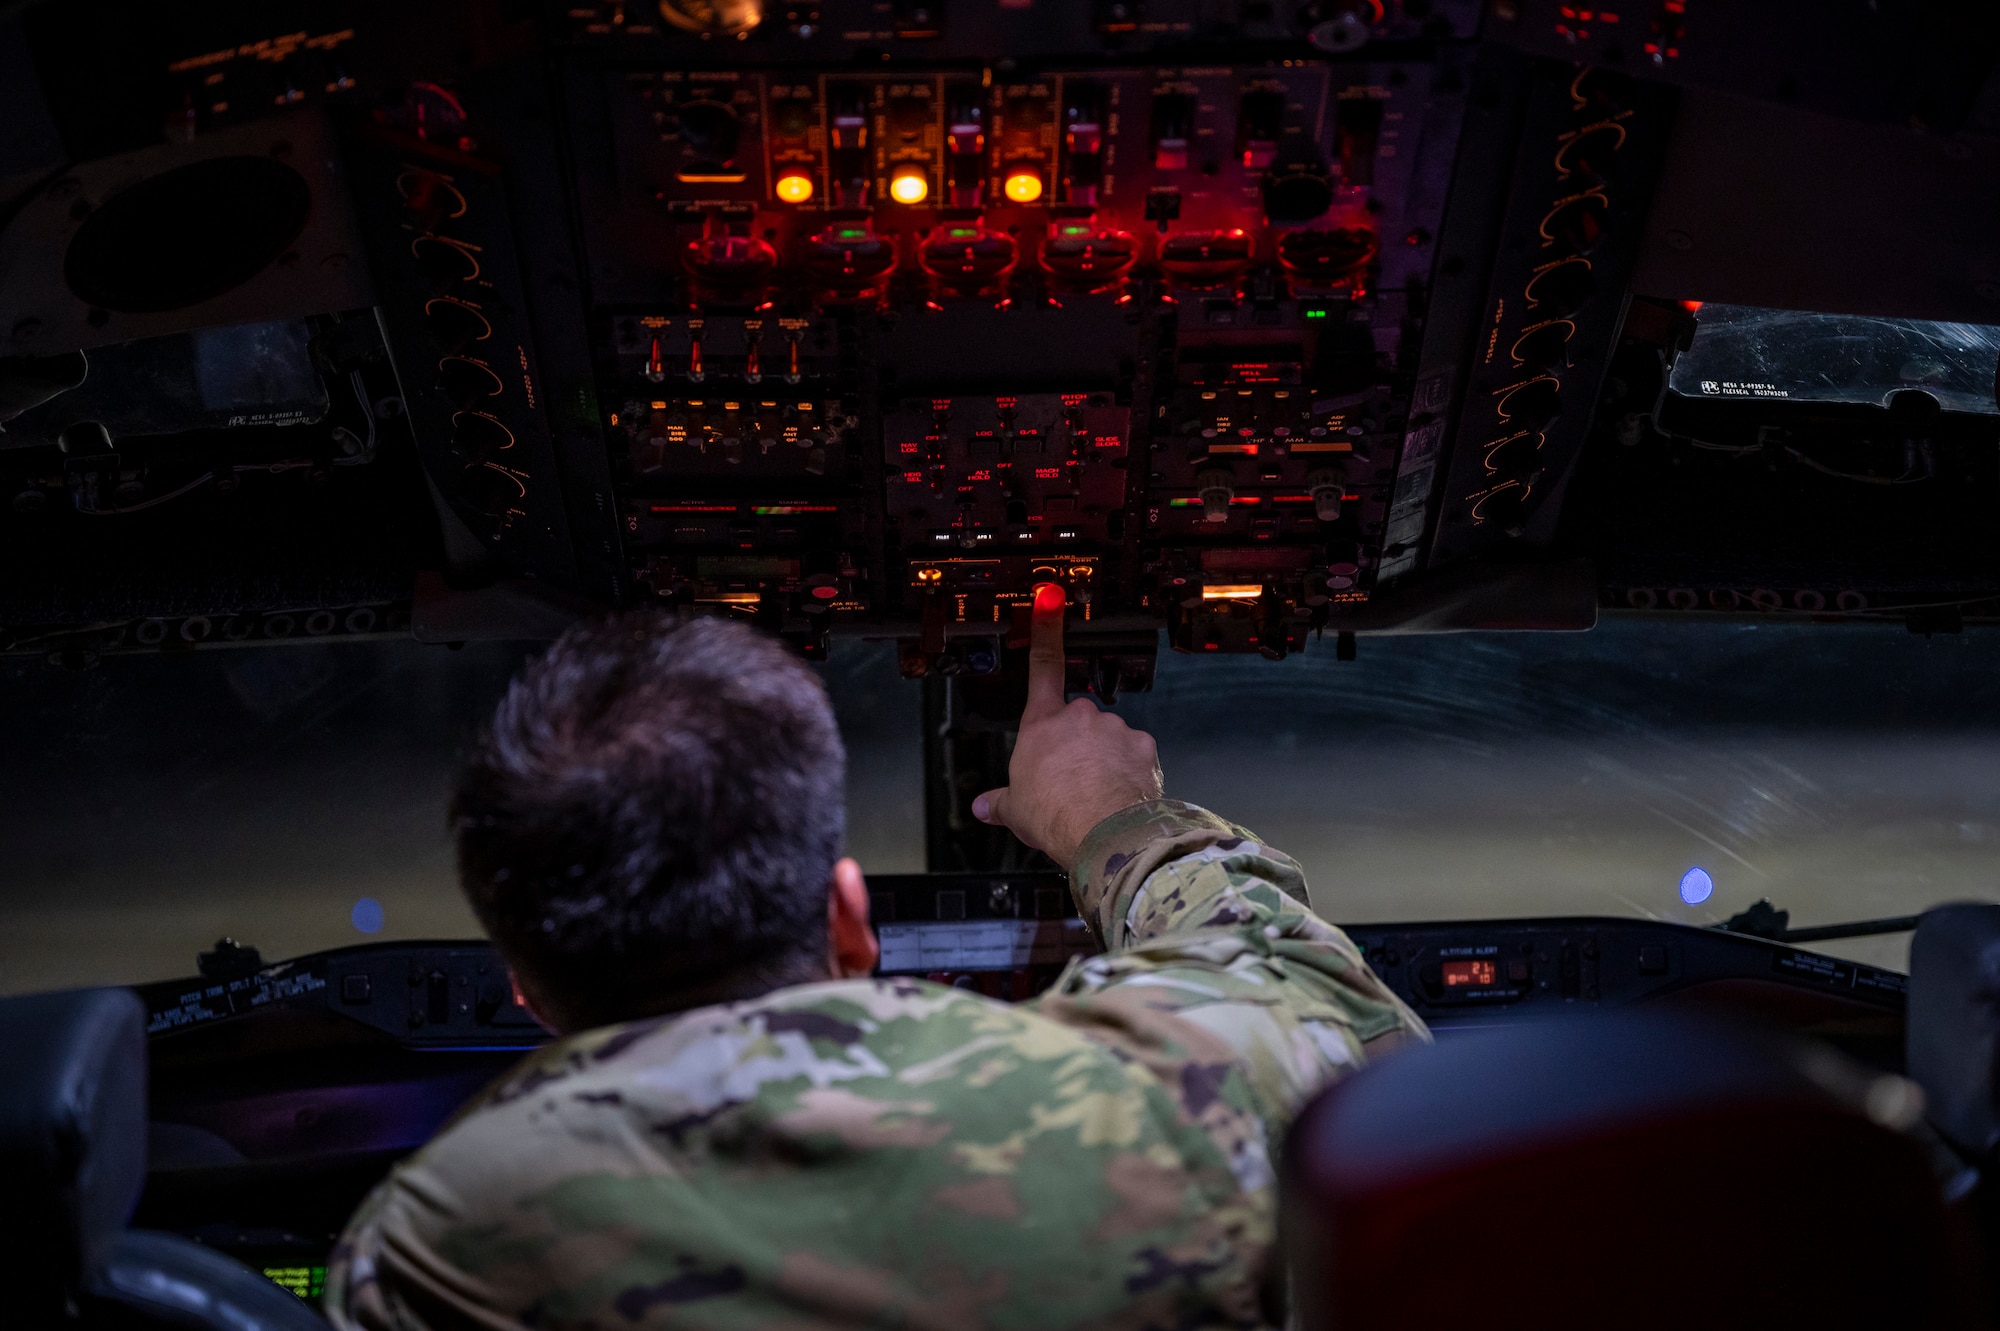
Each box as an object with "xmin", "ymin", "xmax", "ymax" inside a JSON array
[
  {"xmin": 1150, "ymin": 92, "xmax": 1194, "ymax": 171},
  {"xmin": 946, "ymin": 83, "xmax": 985, "ymax": 207},
  {"xmin": 828, "ymin": 86, "xmax": 871, "ymax": 206},
  {"xmin": 1307, "ymin": 467, "xmax": 1343, "ymax": 521},
  {"xmin": 1196, "ymin": 467, "xmax": 1235, "ymax": 523},
  {"xmin": 1063, "ymin": 81, "xmax": 1107, "ymax": 206},
  {"xmin": 1238, "ymin": 89, "xmax": 1285, "ymax": 171},
  {"xmin": 1335, "ymin": 95, "xmax": 1384, "ymax": 188}
]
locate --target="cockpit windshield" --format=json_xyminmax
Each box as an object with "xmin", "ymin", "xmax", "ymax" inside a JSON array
[
  {"xmin": 1669, "ymin": 303, "xmax": 2000, "ymax": 415},
  {"xmin": 8, "ymin": 618, "xmax": 1994, "ymax": 994}
]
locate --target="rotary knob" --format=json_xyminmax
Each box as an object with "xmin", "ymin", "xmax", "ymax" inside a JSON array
[
  {"xmin": 1482, "ymin": 430, "xmax": 1546, "ymax": 480},
  {"xmin": 1524, "ymin": 259, "xmax": 1596, "ymax": 318},
  {"xmin": 423, "ymin": 298, "xmax": 491, "ymax": 354},
  {"xmin": 449, "ymin": 411, "xmax": 514, "ymax": 465},
  {"xmin": 1262, "ymin": 163, "xmax": 1335, "ymax": 225},
  {"xmin": 412, "ymin": 235, "xmax": 479, "ymax": 283},
  {"xmin": 436, "ymin": 357, "xmax": 502, "ymax": 410},
  {"xmin": 1494, "ymin": 377, "xmax": 1562, "ymax": 432},
  {"xmin": 1276, "ymin": 228, "xmax": 1378, "ymax": 286},
  {"xmin": 1509, "ymin": 321, "xmax": 1573, "ymax": 373},
  {"xmin": 460, "ymin": 461, "xmax": 524, "ymax": 518},
  {"xmin": 674, "ymin": 100, "xmax": 742, "ymax": 171},
  {"xmin": 1541, "ymin": 191, "xmax": 1610, "ymax": 253}
]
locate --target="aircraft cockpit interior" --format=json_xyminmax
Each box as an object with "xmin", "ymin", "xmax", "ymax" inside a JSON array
[{"xmin": 6, "ymin": 0, "xmax": 2000, "ymax": 1325}]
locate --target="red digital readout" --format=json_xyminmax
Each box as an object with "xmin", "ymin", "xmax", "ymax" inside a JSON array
[{"xmin": 1441, "ymin": 959, "xmax": 1497, "ymax": 988}]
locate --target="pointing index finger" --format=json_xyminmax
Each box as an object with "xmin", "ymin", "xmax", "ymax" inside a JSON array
[{"xmin": 1024, "ymin": 582, "xmax": 1067, "ymax": 721}]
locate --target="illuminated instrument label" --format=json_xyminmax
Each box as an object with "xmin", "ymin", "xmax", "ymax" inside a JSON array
[
  {"xmin": 263, "ymin": 1266, "xmax": 327, "ymax": 1301},
  {"xmin": 145, "ymin": 965, "xmax": 328, "ymax": 1034},
  {"xmin": 1441, "ymin": 959, "xmax": 1497, "ymax": 988},
  {"xmin": 877, "ymin": 920, "xmax": 1093, "ymax": 972}
]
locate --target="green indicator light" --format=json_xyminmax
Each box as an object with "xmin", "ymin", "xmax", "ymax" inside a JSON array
[
  {"xmin": 1304, "ymin": 308, "xmax": 1328, "ymax": 319},
  {"xmin": 836, "ymin": 228, "xmax": 867, "ymax": 239}
]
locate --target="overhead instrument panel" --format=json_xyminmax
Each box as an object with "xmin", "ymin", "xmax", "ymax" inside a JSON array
[
  {"xmin": 554, "ymin": 41, "xmax": 1486, "ymax": 672},
  {"xmin": 0, "ymin": 0, "xmax": 1645, "ymax": 669},
  {"xmin": 7, "ymin": 0, "xmax": 1997, "ymax": 664}
]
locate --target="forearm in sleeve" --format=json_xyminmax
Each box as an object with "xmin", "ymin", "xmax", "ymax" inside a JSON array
[{"xmin": 1044, "ymin": 799, "xmax": 1430, "ymax": 1130}]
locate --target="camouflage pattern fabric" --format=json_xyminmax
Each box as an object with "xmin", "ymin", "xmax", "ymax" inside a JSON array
[
  {"xmin": 326, "ymin": 802, "xmax": 1429, "ymax": 1330},
  {"xmin": 1053, "ymin": 800, "xmax": 1429, "ymax": 1137}
]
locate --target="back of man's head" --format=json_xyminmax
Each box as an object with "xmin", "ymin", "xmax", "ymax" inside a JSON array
[{"xmin": 452, "ymin": 613, "xmax": 846, "ymax": 1031}]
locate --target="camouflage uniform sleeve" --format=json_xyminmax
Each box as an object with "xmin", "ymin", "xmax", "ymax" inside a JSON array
[{"xmin": 1040, "ymin": 799, "xmax": 1430, "ymax": 1136}]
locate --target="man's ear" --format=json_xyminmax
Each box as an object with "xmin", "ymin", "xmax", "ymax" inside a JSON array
[
  {"xmin": 827, "ymin": 857, "xmax": 879, "ymax": 980},
  {"xmin": 509, "ymin": 967, "xmax": 561, "ymax": 1035}
]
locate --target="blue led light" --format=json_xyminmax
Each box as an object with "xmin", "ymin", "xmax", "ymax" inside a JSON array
[
  {"xmin": 1679, "ymin": 867, "xmax": 1714, "ymax": 906},
  {"xmin": 352, "ymin": 897, "xmax": 385, "ymax": 934}
]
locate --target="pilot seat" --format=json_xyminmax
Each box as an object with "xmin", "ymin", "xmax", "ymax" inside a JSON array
[
  {"xmin": 0, "ymin": 987, "xmax": 328, "ymax": 1330},
  {"xmin": 1283, "ymin": 1008, "xmax": 1986, "ymax": 1330}
]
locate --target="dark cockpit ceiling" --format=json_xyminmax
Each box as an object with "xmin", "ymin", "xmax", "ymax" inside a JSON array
[{"xmin": 2, "ymin": 0, "xmax": 1997, "ymax": 678}]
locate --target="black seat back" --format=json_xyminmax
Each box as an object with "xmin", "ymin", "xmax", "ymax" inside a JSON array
[
  {"xmin": 0, "ymin": 988, "xmax": 150, "ymax": 1323},
  {"xmin": 1283, "ymin": 1010, "xmax": 1982, "ymax": 1330},
  {"xmin": 1911, "ymin": 903, "xmax": 2000, "ymax": 1166},
  {"xmin": 0, "ymin": 987, "xmax": 327, "ymax": 1329}
]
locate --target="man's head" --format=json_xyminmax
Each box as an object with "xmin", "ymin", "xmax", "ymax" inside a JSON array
[{"xmin": 452, "ymin": 613, "xmax": 875, "ymax": 1033}]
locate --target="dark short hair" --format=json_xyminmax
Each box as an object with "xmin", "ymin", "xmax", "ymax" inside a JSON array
[{"xmin": 452, "ymin": 613, "xmax": 846, "ymax": 1029}]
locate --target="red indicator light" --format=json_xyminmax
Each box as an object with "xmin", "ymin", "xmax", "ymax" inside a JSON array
[{"xmin": 1442, "ymin": 960, "xmax": 1497, "ymax": 987}]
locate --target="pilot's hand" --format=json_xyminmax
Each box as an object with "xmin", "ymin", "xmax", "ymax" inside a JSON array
[{"xmin": 971, "ymin": 583, "xmax": 1164, "ymax": 866}]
